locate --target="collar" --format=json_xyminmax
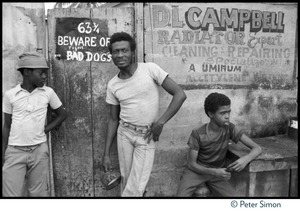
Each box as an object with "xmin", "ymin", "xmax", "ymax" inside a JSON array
[{"xmin": 15, "ymin": 84, "xmax": 46, "ymax": 96}]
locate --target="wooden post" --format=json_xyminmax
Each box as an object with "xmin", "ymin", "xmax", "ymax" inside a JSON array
[{"xmin": 134, "ymin": 3, "xmax": 144, "ymax": 62}]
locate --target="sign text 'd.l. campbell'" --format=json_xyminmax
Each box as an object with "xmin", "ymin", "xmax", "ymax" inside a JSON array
[
  {"xmin": 145, "ymin": 3, "xmax": 296, "ymax": 88},
  {"xmin": 152, "ymin": 5, "xmax": 285, "ymax": 33}
]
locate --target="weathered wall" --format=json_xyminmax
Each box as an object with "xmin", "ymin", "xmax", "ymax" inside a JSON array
[
  {"xmin": 144, "ymin": 2, "xmax": 298, "ymax": 138},
  {"xmin": 2, "ymin": 3, "xmax": 46, "ymax": 94},
  {"xmin": 143, "ymin": 3, "xmax": 298, "ymax": 196}
]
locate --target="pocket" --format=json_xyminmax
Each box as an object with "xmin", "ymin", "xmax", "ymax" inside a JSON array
[
  {"xmin": 4, "ymin": 146, "xmax": 17, "ymax": 162},
  {"xmin": 118, "ymin": 125, "xmax": 133, "ymax": 141},
  {"xmin": 38, "ymin": 142, "xmax": 49, "ymax": 158},
  {"xmin": 4, "ymin": 146, "xmax": 11, "ymax": 157},
  {"xmin": 136, "ymin": 136, "xmax": 156, "ymax": 149},
  {"xmin": 44, "ymin": 143, "xmax": 50, "ymax": 157},
  {"xmin": 148, "ymin": 139, "xmax": 156, "ymax": 149}
]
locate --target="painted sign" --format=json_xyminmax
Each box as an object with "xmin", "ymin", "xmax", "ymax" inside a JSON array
[
  {"xmin": 55, "ymin": 17, "xmax": 111, "ymax": 62},
  {"xmin": 144, "ymin": 3, "xmax": 297, "ymax": 88}
]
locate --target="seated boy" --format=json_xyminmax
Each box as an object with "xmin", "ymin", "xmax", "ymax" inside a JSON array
[{"xmin": 176, "ymin": 92, "xmax": 261, "ymax": 197}]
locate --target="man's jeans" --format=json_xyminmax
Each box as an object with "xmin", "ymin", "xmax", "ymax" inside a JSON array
[
  {"xmin": 2, "ymin": 142, "xmax": 50, "ymax": 197},
  {"xmin": 117, "ymin": 121, "xmax": 155, "ymax": 197}
]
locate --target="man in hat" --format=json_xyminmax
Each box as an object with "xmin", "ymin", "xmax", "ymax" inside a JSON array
[
  {"xmin": 102, "ymin": 32, "xmax": 186, "ymax": 197},
  {"xmin": 2, "ymin": 52, "xmax": 68, "ymax": 197}
]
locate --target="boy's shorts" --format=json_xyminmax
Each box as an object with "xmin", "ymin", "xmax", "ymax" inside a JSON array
[{"xmin": 176, "ymin": 167, "xmax": 238, "ymax": 197}]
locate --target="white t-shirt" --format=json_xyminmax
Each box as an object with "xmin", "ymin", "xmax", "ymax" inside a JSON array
[
  {"xmin": 106, "ymin": 62, "xmax": 169, "ymax": 126},
  {"xmin": 3, "ymin": 84, "xmax": 62, "ymax": 146}
]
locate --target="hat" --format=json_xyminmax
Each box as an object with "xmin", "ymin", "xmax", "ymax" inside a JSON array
[{"xmin": 17, "ymin": 52, "xmax": 49, "ymax": 70}]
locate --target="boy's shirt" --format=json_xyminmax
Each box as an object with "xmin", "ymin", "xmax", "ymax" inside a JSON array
[
  {"xmin": 3, "ymin": 84, "xmax": 62, "ymax": 146},
  {"xmin": 187, "ymin": 123, "xmax": 244, "ymax": 169}
]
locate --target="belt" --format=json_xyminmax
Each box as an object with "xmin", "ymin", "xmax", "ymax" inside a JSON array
[
  {"xmin": 120, "ymin": 120, "xmax": 150, "ymax": 133},
  {"xmin": 10, "ymin": 143, "xmax": 42, "ymax": 152}
]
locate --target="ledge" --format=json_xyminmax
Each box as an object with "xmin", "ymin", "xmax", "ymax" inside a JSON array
[{"xmin": 227, "ymin": 135, "xmax": 298, "ymax": 172}]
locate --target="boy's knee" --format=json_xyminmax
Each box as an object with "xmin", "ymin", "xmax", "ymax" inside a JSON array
[{"xmin": 192, "ymin": 183, "xmax": 211, "ymax": 197}]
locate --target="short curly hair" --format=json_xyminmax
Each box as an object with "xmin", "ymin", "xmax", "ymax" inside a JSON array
[
  {"xmin": 108, "ymin": 32, "xmax": 136, "ymax": 53},
  {"xmin": 204, "ymin": 92, "xmax": 231, "ymax": 117}
]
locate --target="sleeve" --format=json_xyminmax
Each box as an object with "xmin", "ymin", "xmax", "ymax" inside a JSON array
[
  {"xmin": 187, "ymin": 129, "xmax": 200, "ymax": 151},
  {"xmin": 148, "ymin": 62, "xmax": 169, "ymax": 85},
  {"xmin": 229, "ymin": 123, "xmax": 244, "ymax": 143},
  {"xmin": 49, "ymin": 89, "xmax": 63, "ymax": 110},
  {"xmin": 105, "ymin": 84, "xmax": 119, "ymax": 105},
  {"xmin": 2, "ymin": 92, "xmax": 12, "ymax": 114}
]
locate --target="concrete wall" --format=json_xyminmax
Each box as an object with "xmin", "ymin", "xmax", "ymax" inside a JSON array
[{"xmin": 144, "ymin": 3, "xmax": 298, "ymax": 138}]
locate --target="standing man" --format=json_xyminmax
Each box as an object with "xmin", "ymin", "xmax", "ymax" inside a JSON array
[
  {"xmin": 102, "ymin": 32, "xmax": 186, "ymax": 197},
  {"xmin": 2, "ymin": 52, "xmax": 68, "ymax": 197}
]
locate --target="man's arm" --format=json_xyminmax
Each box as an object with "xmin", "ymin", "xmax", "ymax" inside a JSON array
[
  {"xmin": 102, "ymin": 104, "xmax": 120, "ymax": 172},
  {"xmin": 187, "ymin": 148, "xmax": 231, "ymax": 180},
  {"xmin": 2, "ymin": 113, "xmax": 12, "ymax": 166},
  {"xmin": 144, "ymin": 76, "xmax": 186, "ymax": 142},
  {"xmin": 227, "ymin": 134, "xmax": 262, "ymax": 172},
  {"xmin": 44, "ymin": 106, "xmax": 68, "ymax": 134}
]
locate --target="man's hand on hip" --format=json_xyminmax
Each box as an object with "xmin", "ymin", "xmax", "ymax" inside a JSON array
[{"xmin": 144, "ymin": 121, "xmax": 164, "ymax": 144}]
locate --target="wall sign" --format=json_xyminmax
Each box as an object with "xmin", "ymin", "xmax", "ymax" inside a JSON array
[
  {"xmin": 145, "ymin": 3, "xmax": 297, "ymax": 89},
  {"xmin": 55, "ymin": 17, "xmax": 111, "ymax": 62}
]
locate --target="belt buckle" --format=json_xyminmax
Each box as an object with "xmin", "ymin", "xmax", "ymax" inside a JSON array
[
  {"xmin": 137, "ymin": 127, "xmax": 148, "ymax": 133},
  {"xmin": 130, "ymin": 125, "xmax": 135, "ymax": 131},
  {"xmin": 123, "ymin": 121, "xmax": 148, "ymax": 133}
]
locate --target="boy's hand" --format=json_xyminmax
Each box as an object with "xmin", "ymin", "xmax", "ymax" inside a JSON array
[
  {"xmin": 2, "ymin": 147, "xmax": 7, "ymax": 167},
  {"xmin": 214, "ymin": 168, "xmax": 231, "ymax": 180},
  {"xmin": 227, "ymin": 157, "xmax": 248, "ymax": 172}
]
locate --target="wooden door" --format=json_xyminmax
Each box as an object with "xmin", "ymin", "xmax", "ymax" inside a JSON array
[{"xmin": 47, "ymin": 7, "xmax": 134, "ymax": 197}]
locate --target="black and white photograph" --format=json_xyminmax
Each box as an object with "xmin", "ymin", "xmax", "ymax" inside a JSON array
[{"xmin": 1, "ymin": 1, "xmax": 299, "ymax": 210}]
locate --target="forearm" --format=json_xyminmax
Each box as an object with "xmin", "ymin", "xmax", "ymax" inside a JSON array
[
  {"xmin": 242, "ymin": 147, "xmax": 262, "ymax": 164},
  {"xmin": 188, "ymin": 161, "xmax": 217, "ymax": 176},
  {"xmin": 2, "ymin": 126, "xmax": 10, "ymax": 163},
  {"xmin": 44, "ymin": 115, "xmax": 67, "ymax": 134},
  {"xmin": 2, "ymin": 139, "xmax": 8, "ymax": 154},
  {"xmin": 158, "ymin": 91, "xmax": 186, "ymax": 124},
  {"xmin": 2, "ymin": 125, "xmax": 10, "ymax": 146},
  {"xmin": 104, "ymin": 118, "xmax": 119, "ymax": 156}
]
